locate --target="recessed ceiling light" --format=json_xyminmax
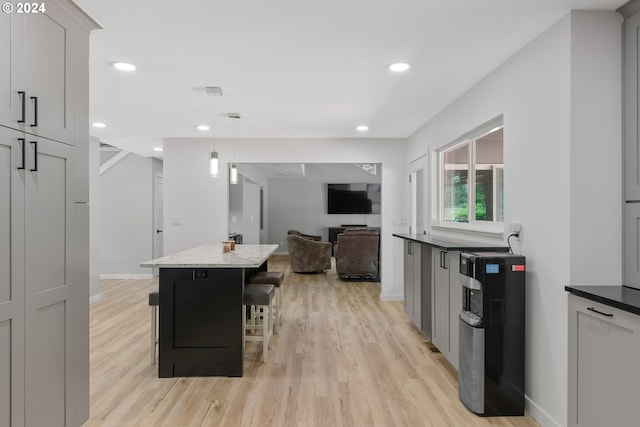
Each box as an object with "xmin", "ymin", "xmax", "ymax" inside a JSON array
[
  {"xmin": 356, "ymin": 125, "xmax": 369, "ymax": 132},
  {"xmin": 388, "ymin": 62, "xmax": 410, "ymax": 72},
  {"xmin": 92, "ymin": 122, "xmax": 106, "ymax": 128},
  {"xmin": 113, "ymin": 62, "xmax": 136, "ymax": 71},
  {"xmin": 196, "ymin": 125, "xmax": 210, "ymax": 131},
  {"xmin": 153, "ymin": 147, "xmax": 163, "ymax": 152}
]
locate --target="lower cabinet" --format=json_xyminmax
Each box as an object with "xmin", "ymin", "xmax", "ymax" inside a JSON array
[
  {"xmin": 0, "ymin": 126, "xmax": 78, "ymax": 426},
  {"xmin": 568, "ymin": 294, "xmax": 640, "ymax": 427},
  {"xmin": 432, "ymin": 250, "xmax": 461, "ymax": 369},
  {"xmin": 404, "ymin": 240, "xmax": 422, "ymax": 329},
  {"xmin": 624, "ymin": 203, "xmax": 640, "ymax": 286}
]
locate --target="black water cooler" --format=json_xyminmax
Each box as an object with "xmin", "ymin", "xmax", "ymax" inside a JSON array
[{"xmin": 458, "ymin": 252, "xmax": 526, "ymax": 416}]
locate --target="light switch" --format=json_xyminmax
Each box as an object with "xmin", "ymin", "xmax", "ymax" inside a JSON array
[{"xmin": 231, "ymin": 215, "xmax": 237, "ymax": 223}]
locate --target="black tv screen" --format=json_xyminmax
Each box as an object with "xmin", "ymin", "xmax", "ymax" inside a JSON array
[{"xmin": 327, "ymin": 183, "xmax": 381, "ymax": 214}]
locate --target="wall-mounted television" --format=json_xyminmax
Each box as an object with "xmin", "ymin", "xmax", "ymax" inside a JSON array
[{"xmin": 327, "ymin": 183, "xmax": 381, "ymax": 214}]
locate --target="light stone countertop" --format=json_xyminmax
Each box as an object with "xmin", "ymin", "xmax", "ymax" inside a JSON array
[{"xmin": 140, "ymin": 244, "xmax": 279, "ymax": 268}]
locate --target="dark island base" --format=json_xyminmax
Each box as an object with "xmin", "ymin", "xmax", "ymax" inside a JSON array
[{"xmin": 158, "ymin": 264, "xmax": 266, "ymax": 377}]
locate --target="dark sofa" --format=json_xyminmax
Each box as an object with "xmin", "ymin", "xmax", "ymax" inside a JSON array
[{"xmin": 335, "ymin": 228, "xmax": 380, "ymax": 280}]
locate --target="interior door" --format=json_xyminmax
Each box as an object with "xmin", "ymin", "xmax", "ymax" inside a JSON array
[{"xmin": 24, "ymin": 137, "xmax": 74, "ymax": 427}]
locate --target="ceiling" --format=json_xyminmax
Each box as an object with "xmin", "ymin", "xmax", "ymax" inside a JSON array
[{"xmin": 75, "ymin": 0, "xmax": 628, "ymax": 158}]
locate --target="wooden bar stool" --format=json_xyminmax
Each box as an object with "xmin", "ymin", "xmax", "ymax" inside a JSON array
[
  {"xmin": 148, "ymin": 291, "xmax": 159, "ymax": 364},
  {"xmin": 249, "ymin": 271, "xmax": 284, "ymax": 332},
  {"xmin": 243, "ymin": 284, "xmax": 275, "ymax": 363}
]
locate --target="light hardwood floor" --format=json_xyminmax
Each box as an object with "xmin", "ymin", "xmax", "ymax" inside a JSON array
[{"xmin": 85, "ymin": 255, "xmax": 540, "ymax": 427}]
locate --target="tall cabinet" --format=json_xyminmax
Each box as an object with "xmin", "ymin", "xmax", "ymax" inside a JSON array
[
  {"xmin": 0, "ymin": 1, "xmax": 98, "ymax": 426},
  {"xmin": 624, "ymin": 5, "xmax": 640, "ymax": 288}
]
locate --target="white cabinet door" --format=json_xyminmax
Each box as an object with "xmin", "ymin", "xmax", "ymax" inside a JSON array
[
  {"xmin": 0, "ymin": 126, "xmax": 26, "ymax": 427},
  {"xmin": 432, "ymin": 250, "xmax": 450, "ymax": 355},
  {"xmin": 568, "ymin": 294, "xmax": 640, "ymax": 427},
  {"xmin": 23, "ymin": 137, "xmax": 75, "ymax": 427}
]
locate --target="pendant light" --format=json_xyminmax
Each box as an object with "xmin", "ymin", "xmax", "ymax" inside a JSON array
[
  {"xmin": 229, "ymin": 112, "xmax": 240, "ymax": 184},
  {"xmin": 207, "ymin": 87, "xmax": 223, "ymax": 177}
]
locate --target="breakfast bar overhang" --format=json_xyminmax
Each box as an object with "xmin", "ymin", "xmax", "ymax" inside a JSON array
[{"xmin": 141, "ymin": 244, "xmax": 278, "ymax": 377}]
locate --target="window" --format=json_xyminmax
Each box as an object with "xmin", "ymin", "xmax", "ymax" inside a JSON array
[{"xmin": 440, "ymin": 125, "xmax": 503, "ymax": 225}]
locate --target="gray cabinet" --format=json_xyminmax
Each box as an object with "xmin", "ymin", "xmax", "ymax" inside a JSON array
[
  {"xmin": 624, "ymin": 8, "xmax": 640, "ymax": 288},
  {"xmin": 625, "ymin": 203, "xmax": 640, "ymax": 286},
  {"xmin": 568, "ymin": 294, "xmax": 640, "ymax": 427},
  {"xmin": 0, "ymin": 1, "xmax": 97, "ymax": 425},
  {"xmin": 0, "ymin": 0, "xmax": 81, "ymax": 145},
  {"xmin": 625, "ymin": 12, "xmax": 640, "ymax": 201},
  {"xmin": 404, "ymin": 240, "xmax": 422, "ymax": 328},
  {"xmin": 0, "ymin": 125, "xmax": 76, "ymax": 427},
  {"xmin": 0, "ymin": 127, "xmax": 26, "ymax": 427},
  {"xmin": 431, "ymin": 250, "xmax": 461, "ymax": 369}
]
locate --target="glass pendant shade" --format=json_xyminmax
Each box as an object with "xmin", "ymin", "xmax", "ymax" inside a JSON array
[
  {"xmin": 210, "ymin": 151, "xmax": 219, "ymax": 177},
  {"xmin": 230, "ymin": 163, "xmax": 238, "ymax": 184}
]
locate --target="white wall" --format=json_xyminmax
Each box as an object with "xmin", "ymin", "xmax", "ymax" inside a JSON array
[
  {"xmin": 569, "ymin": 11, "xmax": 622, "ymax": 285},
  {"xmin": 163, "ymin": 137, "xmax": 407, "ymax": 300},
  {"xmin": 407, "ymin": 11, "xmax": 621, "ymax": 427},
  {"xmin": 99, "ymin": 153, "xmax": 154, "ymax": 277}
]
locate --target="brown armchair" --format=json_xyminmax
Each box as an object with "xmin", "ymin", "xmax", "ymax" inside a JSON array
[
  {"xmin": 335, "ymin": 228, "xmax": 380, "ymax": 280},
  {"xmin": 286, "ymin": 234, "xmax": 332, "ymax": 273}
]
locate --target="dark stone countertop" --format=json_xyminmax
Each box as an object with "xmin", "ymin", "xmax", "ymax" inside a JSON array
[
  {"xmin": 565, "ymin": 285, "xmax": 640, "ymax": 316},
  {"xmin": 392, "ymin": 233, "xmax": 509, "ymax": 252}
]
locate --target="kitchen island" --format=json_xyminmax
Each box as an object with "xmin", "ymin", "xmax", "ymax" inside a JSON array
[{"xmin": 141, "ymin": 244, "xmax": 278, "ymax": 377}]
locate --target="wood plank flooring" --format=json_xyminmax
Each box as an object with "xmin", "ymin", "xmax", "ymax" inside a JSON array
[{"xmin": 85, "ymin": 255, "xmax": 540, "ymax": 427}]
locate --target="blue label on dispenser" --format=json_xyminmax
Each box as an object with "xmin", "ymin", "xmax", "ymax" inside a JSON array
[{"xmin": 486, "ymin": 264, "xmax": 500, "ymax": 274}]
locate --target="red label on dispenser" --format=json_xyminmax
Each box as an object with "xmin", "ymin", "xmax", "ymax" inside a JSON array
[{"xmin": 512, "ymin": 265, "xmax": 526, "ymax": 272}]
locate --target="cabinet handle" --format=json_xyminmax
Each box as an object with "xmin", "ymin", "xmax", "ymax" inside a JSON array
[
  {"xmin": 30, "ymin": 96, "xmax": 38, "ymax": 127},
  {"xmin": 587, "ymin": 307, "xmax": 613, "ymax": 317},
  {"xmin": 18, "ymin": 91, "xmax": 26, "ymax": 123},
  {"xmin": 408, "ymin": 242, "xmax": 412, "ymax": 255},
  {"xmin": 30, "ymin": 141, "xmax": 37, "ymax": 172},
  {"xmin": 17, "ymin": 138, "xmax": 25, "ymax": 170},
  {"xmin": 441, "ymin": 251, "xmax": 448, "ymax": 269}
]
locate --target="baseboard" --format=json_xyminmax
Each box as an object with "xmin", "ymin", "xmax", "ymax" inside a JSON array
[
  {"xmin": 525, "ymin": 395, "xmax": 561, "ymax": 427},
  {"xmin": 99, "ymin": 274, "xmax": 154, "ymax": 280},
  {"xmin": 89, "ymin": 294, "xmax": 102, "ymax": 304},
  {"xmin": 380, "ymin": 292, "xmax": 403, "ymax": 301}
]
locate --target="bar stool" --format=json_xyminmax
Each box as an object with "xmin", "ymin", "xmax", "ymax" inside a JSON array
[
  {"xmin": 249, "ymin": 271, "xmax": 284, "ymax": 332},
  {"xmin": 243, "ymin": 284, "xmax": 275, "ymax": 363},
  {"xmin": 148, "ymin": 291, "xmax": 159, "ymax": 364}
]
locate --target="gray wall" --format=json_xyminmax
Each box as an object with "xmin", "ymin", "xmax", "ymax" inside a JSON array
[
  {"xmin": 99, "ymin": 153, "xmax": 155, "ymax": 277},
  {"xmin": 268, "ymin": 177, "xmax": 381, "ymax": 253}
]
